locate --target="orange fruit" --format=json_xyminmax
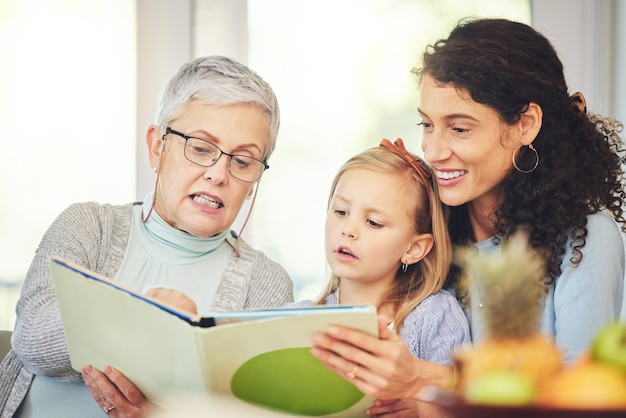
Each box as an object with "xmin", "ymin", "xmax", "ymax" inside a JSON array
[
  {"xmin": 455, "ymin": 335, "xmax": 563, "ymax": 394},
  {"xmin": 538, "ymin": 362, "xmax": 626, "ymax": 409},
  {"xmin": 570, "ymin": 350, "xmax": 593, "ymax": 367}
]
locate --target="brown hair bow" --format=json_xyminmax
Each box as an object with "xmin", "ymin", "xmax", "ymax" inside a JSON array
[
  {"xmin": 379, "ymin": 138, "xmax": 432, "ymax": 187},
  {"xmin": 379, "ymin": 138, "xmax": 433, "ymax": 217}
]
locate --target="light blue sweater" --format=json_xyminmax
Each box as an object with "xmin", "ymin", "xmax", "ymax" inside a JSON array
[{"xmin": 464, "ymin": 212, "xmax": 624, "ymax": 363}]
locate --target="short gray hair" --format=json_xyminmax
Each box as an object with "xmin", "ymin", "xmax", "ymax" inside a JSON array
[{"xmin": 156, "ymin": 55, "xmax": 280, "ymax": 160}]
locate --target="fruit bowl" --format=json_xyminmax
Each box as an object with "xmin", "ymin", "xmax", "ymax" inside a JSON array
[{"xmin": 418, "ymin": 385, "xmax": 626, "ymax": 418}]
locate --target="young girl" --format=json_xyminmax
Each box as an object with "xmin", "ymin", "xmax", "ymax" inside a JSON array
[{"xmin": 297, "ymin": 138, "xmax": 470, "ymax": 415}]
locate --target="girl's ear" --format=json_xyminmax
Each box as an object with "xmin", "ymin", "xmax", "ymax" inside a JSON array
[
  {"xmin": 403, "ymin": 233, "xmax": 434, "ymax": 266},
  {"xmin": 518, "ymin": 102, "xmax": 543, "ymax": 145},
  {"xmin": 147, "ymin": 125, "xmax": 165, "ymax": 171}
]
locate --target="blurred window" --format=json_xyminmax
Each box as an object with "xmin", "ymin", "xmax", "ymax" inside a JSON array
[{"xmin": 0, "ymin": 0, "xmax": 135, "ymax": 329}]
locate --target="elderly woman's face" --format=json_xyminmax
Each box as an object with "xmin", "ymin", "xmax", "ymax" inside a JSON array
[{"xmin": 149, "ymin": 100, "xmax": 269, "ymax": 238}]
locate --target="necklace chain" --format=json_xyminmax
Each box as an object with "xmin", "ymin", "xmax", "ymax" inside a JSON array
[{"xmin": 474, "ymin": 274, "xmax": 485, "ymax": 308}]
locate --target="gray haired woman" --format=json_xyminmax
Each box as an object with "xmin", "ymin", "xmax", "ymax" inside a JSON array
[{"xmin": 0, "ymin": 56, "xmax": 293, "ymax": 418}]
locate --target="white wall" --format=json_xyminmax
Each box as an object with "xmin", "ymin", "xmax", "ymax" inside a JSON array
[
  {"xmin": 136, "ymin": 0, "xmax": 193, "ymax": 201},
  {"xmin": 615, "ymin": 0, "xmax": 626, "ymax": 123},
  {"xmin": 532, "ymin": 0, "xmax": 624, "ymax": 122}
]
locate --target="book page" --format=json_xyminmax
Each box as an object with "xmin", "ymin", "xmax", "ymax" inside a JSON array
[
  {"xmin": 50, "ymin": 256, "xmax": 380, "ymax": 416},
  {"xmin": 202, "ymin": 313, "xmax": 378, "ymax": 416},
  {"xmin": 50, "ymin": 258, "xmax": 209, "ymax": 405}
]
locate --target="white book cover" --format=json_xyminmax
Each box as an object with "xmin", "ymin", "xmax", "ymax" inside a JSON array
[{"xmin": 50, "ymin": 256, "xmax": 379, "ymax": 417}]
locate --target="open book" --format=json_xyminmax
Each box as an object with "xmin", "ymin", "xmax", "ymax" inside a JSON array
[{"xmin": 50, "ymin": 256, "xmax": 379, "ymax": 417}]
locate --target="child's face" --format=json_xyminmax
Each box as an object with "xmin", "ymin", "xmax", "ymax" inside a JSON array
[{"xmin": 325, "ymin": 168, "xmax": 421, "ymax": 292}]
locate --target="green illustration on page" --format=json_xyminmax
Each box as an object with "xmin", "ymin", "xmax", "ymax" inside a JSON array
[{"xmin": 231, "ymin": 347, "xmax": 364, "ymax": 415}]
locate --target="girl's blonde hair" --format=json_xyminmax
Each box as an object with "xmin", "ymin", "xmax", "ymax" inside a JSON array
[{"xmin": 315, "ymin": 139, "xmax": 452, "ymax": 331}]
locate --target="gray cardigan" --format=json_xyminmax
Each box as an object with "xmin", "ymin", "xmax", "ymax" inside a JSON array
[{"xmin": 0, "ymin": 202, "xmax": 294, "ymax": 417}]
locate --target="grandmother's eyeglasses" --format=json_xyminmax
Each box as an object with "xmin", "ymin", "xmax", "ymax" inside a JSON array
[{"xmin": 164, "ymin": 127, "xmax": 269, "ymax": 183}]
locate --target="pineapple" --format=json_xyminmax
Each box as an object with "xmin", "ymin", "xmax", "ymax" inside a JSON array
[{"xmin": 453, "ymin": 231, "xmax": 564, "ymax": 398}]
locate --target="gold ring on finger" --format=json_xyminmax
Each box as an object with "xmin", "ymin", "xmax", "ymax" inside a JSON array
[{"xmin": 347, "ymin": 365, "xmax": 360, "ymax": 379}]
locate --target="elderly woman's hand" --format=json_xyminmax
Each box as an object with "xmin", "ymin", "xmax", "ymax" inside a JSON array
[
  {"xmin": 82, "ymin": 365, "xmax": 159, "ymax": 418},
  {"xmin": 310, "ymin": 315, "xmax": 453, "ymax": 402},
  {"xmin": 144, "ymin": 287, "xmax": 198, "ymax": 314},
  {"xmin": 79, "ymin": 286, "xmax": 194, "ymax": 417}
]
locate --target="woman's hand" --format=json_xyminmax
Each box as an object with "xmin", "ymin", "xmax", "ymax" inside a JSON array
[
  {"xmin": 80, "ymin": 287, "xmax": 194, "ymax": 417},
  {"xmin": 310, "ymin": 315, "xmax": 453, "ymax": 401},
  {"xmin": 366, "ymin": 398, "xmax": 446, "ymax": 418},
  {"xmin": 144, "ymin": 287, "xmax": 198, "ymax": 313},
  {"xmin": 82, "ymin": 365, "xmax": 158, "ymax": 418}
]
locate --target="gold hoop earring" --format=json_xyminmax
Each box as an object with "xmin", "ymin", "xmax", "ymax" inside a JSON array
[{"xmin": 512, "ymin": 144, "xmax": 539, "ymax": 173}]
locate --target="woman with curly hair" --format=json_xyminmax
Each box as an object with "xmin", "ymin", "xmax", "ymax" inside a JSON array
[
  {"xmin": 416, "ymin": 18, "xmax": 625, "ymax": 359},
  {"xmin": 309, "ymin": 18, "xmax": 626, "ymax": 416}
]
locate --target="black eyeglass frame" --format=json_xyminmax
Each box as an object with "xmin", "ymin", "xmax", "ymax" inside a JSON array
[{"xmin": 164, "ymin": 127, "xmax": 269, "ymax": 183}]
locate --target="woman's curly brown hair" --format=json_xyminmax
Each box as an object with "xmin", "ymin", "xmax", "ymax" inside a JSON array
[{"xmin": 413, "ymin": 17, "xmax": 626, "ymax": 289}]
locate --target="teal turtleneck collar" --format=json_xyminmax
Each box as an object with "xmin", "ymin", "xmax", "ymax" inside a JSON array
[{"xmin": 140, "ymin": 192, "xmax": 232, "ymax": 260}]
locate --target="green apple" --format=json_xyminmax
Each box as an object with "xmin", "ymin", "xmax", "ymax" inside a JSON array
[
  {"xmin": 591, "ymin": 321, "xmax": 626, "ymax": 373},
  {"xmin": 465, "ymin": 370, "xmax": 535, "ymax": 406}
]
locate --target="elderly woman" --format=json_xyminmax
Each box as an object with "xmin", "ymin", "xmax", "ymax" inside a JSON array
[{"xmin": 0, "ymin": 56, "xmax": 293, "ymax": 418}]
